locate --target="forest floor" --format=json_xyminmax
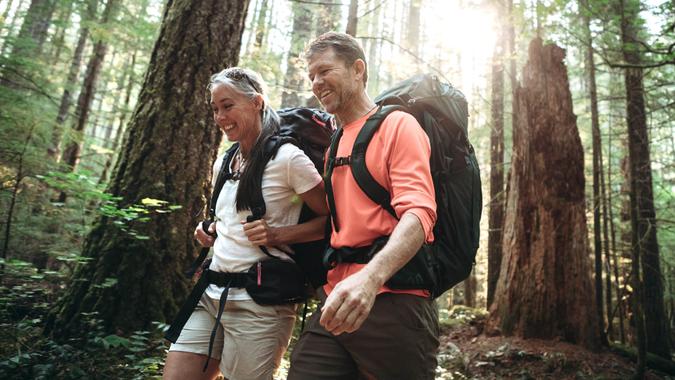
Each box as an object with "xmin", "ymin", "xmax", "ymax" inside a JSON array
[
  {"xmin": 1, "ymin": 263, "xmax": 671, "ymax": 379},
  {"xmin": 434, "ymin": 307, "xmax": 670, "ymax": 380}
]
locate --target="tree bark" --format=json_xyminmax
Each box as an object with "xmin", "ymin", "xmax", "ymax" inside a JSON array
[
  {"xmin": 618, "ymin": 0, "xmax": 670, "ymax": 360},
  {"xmin": 59, "ymin": 0, "xmax": 117, "ymax": 183},
  {"xmin": 280, "ymin": 1, "xmax": 311, "ymax": 108},
  {"xmin": 49, "ymin": 0, "xmax": 97, "ymax": 160},
  {"xmin": 487, "ymin": 38, "xmax": 602, "ymax": 351},
  {"xmin": 45, "ymin": 0, "xmax": 251, "ymax": 337},
  {"xmin": 487, "ymin": 3, "xmax": 505, "ymax": 309}
]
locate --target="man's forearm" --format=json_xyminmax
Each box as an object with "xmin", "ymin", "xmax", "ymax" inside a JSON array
[{"xmin": 360, "ymin": 212, "xmax": 426, "ymax": 288}]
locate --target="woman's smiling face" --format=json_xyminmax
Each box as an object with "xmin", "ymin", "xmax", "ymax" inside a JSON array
[{"xmin": 210, "ymin": 82, "xmax": 262, "ymax": 144}]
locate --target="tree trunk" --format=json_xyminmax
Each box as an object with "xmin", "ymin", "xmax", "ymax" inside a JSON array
[
  {"xmin": 487, "ymin": 6, "xmax": 505, "ymax": 309},
  {"xmin": 0, "ymin": 0, "xmax": 56, "ymax": 85},
  {"xmin": 487, "ymin": 38, "xmax": 602, "ymax": 351},
  {"xmin": 59, "ymin": 0, "xmax": 118, "ymax": 184},
  {"xmin": 99, "ymin": 51, "xmax": 136, "ymax": 185},
  {"xmin": 580, "ymin": 0, "xmax": 608, "ymax": 346},
  {"xmin": 314, "ymin": 0, "xmax": 340, "ymax": 35},
  {"xmin": 49, "ymin": 0, "xmax": 97, "ymax": 160},
  {"xmin": 606, "ymin": 122, "xmax": 626, "ymax": 343},
  {"xmin": 48, "ymin": 0, "xmax": 73, "ymax": 63},
  {"xmin": 618, "ymin": 0, "xmax": 670, "ymax": 360},
  {"xmin": 404, "ymin": 0, "xmax": 421, "ymax": 57},
  {"xmin": 464, "ymin": 269, "xmax": 477, "ymax": 308},
  {"xmin": 1, "ymin": 123, "xmax": 37, "ymax": 271},
  {"xmin": 45, "ymin": 0, "xmax": 250, "ymax": 338},
  {"xmin": 0, "ymin": 0, "xmax": 26, "ymax": 56},
  {"xmin": 280, "ymin": 1, "xmax": 311, "ymax": 108},
  {"xmin": 345, "ymin": 0, "xmax": 357, "ymax": 37},
  {"xmin": 253, "ymin": 0, "xmax": 268, "ymax": 49}
]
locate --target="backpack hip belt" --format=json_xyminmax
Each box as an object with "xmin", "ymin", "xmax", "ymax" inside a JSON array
[
  {"xmin": 164, "ymin": 269, "xmax": 251, "ymax": 371},
  {"xmin": 322, "ymin": 236, "xmax": 389, "ymax": 268}
]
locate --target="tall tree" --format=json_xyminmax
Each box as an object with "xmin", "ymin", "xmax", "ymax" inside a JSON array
[
  {"xmin": 253, "ymin": 0, "xmax": 268, "ymax": 50},
  {"xmin": 404, "ymin": 0, "xmax": 421, "ymax": 57},
  {"xmin": 618, "ymin": 0, "xmax": 670, "ymax": 360},
  {"xmin": 59, "ymin": 0, "xmax": 118, "ymax": 185},
  {"xmin": 280, "ymin": 1, "xmax": 311, "ymax": 108},
  {"xmin": 315, "ymin": 0, "xmax": 340, "ymax": 35},
  {"xmin": 487, "ymin": 0, "xmax": 506, "ymax": 308},
  {"xmin": 45, "ymin": 0, "xmax": 251, "ymax": 337},
  {"xmin": 49, "ymin": 0, "xmax": 98, "ymax": 160},
  {"xmin": 345, "ymin": 0, "xmax": 357, "ymax": 36},
  {"xmin": 580, "ymin": 0, "xmax": 608, "ymax": 346},
  {"xmin": 487, "ymin": 38, "xmax": 602, "ymax": 350},
  {"xmin": 0, "ymin": 0, "xmax": 56, "ymax": 86}
]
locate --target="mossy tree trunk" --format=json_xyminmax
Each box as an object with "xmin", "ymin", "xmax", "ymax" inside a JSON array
[
  {"xmin": 487, "ymin": 39, "xmax": 602, "ymax": 351},
  {"xmin": 45, "ymin": 0, "xmax": 251, "ymax": 338}
]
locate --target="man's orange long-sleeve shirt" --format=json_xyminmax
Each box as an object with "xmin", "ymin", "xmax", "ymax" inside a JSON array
[{"xmin": 324, "ymin": 109, "xmax": 437, "ymax": 297}]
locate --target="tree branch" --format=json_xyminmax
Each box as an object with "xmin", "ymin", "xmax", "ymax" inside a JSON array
[{"xmin": 356, "ymin": 36, "xmax": 453, "ymax": 84}]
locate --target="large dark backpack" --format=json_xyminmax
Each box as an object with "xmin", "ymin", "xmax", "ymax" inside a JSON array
[
  {"xmin": 325, "ymin": 74, "xmax": 482, "ymax": 298},
  {"xmin": 188, "ymin": 107, "xmax": 333, "ymax": 289}
]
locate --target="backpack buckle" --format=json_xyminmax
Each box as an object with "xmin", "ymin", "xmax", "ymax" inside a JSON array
[{"xmin": 334, "ymin": 156, "xmax": 351, "ymax": 167}]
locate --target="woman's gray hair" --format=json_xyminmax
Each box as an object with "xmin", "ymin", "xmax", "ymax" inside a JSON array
[
  {"xmin": 209, "ymin": 67, "xmax": 280, "ymax": 130},
  {"xmin": 209, "ymin": 67, "xmax": 281, "ymax": 212}
]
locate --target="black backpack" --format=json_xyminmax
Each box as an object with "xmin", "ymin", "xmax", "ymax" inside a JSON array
[
  {"xmin": 325, "ymin": 74, "xmax": 482, "ymax": 298},
  {"xmin": 187, "ymin": 107, "xmax": 334, "ymax": 289}
]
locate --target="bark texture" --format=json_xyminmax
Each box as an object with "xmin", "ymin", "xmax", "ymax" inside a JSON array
[
  {"xmin": 487, "ymin": 38, "xmax": 601, "ymax": 351},
  {"xmin": 45, "ymin": 0, "xmax": 250, "ymax": 337}
]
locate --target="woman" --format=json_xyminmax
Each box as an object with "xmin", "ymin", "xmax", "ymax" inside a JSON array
[{"xmin": 163, "ymin": 67, "xmax": 328, "ymax": 380}]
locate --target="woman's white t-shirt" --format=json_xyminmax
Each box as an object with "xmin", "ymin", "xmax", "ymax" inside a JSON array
[{"xmin": 205, "ymin": 143, "xmax": 322, "ymax": 301}]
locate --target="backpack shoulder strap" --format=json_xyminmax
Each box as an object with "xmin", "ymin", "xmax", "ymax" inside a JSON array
[
  {"xmin": 351, "ymin": 104, "xmax": 407, "ymax": 219},
  {"xmin": 209, "ymin": 143, "xmax": 239, "ymax": 219}
]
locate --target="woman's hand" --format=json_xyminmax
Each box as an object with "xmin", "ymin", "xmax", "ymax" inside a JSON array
[
  {"xmin": 194, "ymin": 221, "xmax": 216, "ymax": 247},
  {"xmin": 243, "ymin": 219, "xmax": 279, "ymax": 246}
]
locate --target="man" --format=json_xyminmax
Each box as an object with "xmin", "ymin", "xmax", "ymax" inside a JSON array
[{"xmin": 288, "ymin": 32, "xmax": 439, "ymax": 380}]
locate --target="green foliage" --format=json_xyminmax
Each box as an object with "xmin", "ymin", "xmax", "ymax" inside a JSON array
[{"xmin": 0, "ymin": 261, "xmax": 167, "ymax": 379}]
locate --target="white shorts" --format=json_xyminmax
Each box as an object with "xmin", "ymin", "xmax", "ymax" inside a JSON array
[{"xmin": 169, "ymin": 293, "xmax": 297, "ymax": 380}]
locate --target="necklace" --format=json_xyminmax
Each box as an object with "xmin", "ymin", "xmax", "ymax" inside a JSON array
[{"xmin": 232, "ymin": 147, "xmax": 247, "ymax": 180}]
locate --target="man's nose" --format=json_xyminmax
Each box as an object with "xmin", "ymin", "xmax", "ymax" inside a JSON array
[{"xmin": 312, "ymin": 76, "xmax": 323, "ymax": 92}]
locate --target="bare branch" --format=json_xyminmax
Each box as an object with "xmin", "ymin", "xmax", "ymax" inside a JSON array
[{"xmin": 356, "ymin": 36, "xmax": 452, "ymax": 83}]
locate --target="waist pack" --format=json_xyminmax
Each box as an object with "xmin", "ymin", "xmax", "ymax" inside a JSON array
[
  {"xmin": 324, "ymin": 74, "xmax": 482, "ymax": 298},
  {"xmin": 165, "ymin": 257, "xmax": 305, "ymax": 371}
]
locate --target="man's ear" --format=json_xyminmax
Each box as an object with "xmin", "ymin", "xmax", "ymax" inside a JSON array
[{"xmin": 353, "ymin": 59, "xmax": 366, "ymax": 83}]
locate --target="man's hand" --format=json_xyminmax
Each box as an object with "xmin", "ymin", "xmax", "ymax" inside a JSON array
[
  {"xmin": 193, "ymin": 222, "xmax": 216, "ymax": 247},
  {"xmin": 243, "ymin": 218, "xmax": 279, "ymax": 246},
  {"xmin": 319, "ymin": 268, "xmax": 383, "ymax": 335}
]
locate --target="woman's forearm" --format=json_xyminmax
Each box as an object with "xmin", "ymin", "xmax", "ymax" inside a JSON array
[{"xmin": 271, "ymin": 216, "xmax": 328, "ymax": 245}]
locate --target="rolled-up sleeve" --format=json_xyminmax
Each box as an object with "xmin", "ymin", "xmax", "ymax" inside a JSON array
[{"xmin": 385, "ymin": 112, "xmax": 437, "ymax": 243}]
